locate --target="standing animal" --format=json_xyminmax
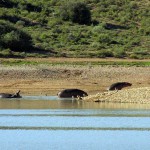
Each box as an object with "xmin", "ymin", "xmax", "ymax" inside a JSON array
[
  {"xmin": 0, "ymin": 90, "xmax": 22, "ymax": 98},
  {"xmin": 107, "ymin": 82, "xmax": 132, "ymax": 91},
  {"xmin": 57, "ymin": 89, "xmax": 88, "ymax": 98}
]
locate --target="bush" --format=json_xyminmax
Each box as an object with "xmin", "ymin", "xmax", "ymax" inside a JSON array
[
  {"xmin": 114, "ymin": 50, "xmax": 127, "ymax": 58},
  {"xmin": 16, "ymin": 20, "xmax": 25, "ymax": 27},
  {"xmin": 3, "ymin": 30, "xmax": 32, "ymax": 51},
  {"xmin": 0, "ymin": 21, "xmax": 32, "ymax": 52},
  {"xmin": 97, "ymin": 50, "xmax": 113, "ymax": 58},
  {"xmin": 98, "ymin": 33, "xmax": 112, "ymax": 44},
  {"xmin": 92, "ymin": 25, "xmax": 104, "ymax": 33},
  {"xmin": 60, "ymin": 2, "xmax": 91, "ymax": 25},
  {"xmin": 129, "ymin": 53, "xmax": 140, "ymax": 59}
]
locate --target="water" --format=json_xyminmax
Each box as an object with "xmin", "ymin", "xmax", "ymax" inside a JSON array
[{"xmin": 0, "ymin": 96, "xmax": 150, "ymax": 150}]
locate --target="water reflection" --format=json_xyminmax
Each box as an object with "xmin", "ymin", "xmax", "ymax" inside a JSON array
[
  {"xmin": 0, "ymin": 96, "xmax": 150, "ymax": 109},
  {"xmin": 0, "ymin": 99, "xmax": 150, "ymax": 150}
]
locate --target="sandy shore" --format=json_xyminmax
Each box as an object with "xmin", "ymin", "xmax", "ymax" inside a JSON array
[
  {"xmin": 83, "ymin": 87, "xmax": 150, "ymax": 104},
  {"xmin": 0, "ymin": 61, "xmax": 150, "ymax": 103}
]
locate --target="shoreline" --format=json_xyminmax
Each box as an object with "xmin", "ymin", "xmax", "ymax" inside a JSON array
[
  {"xmin": 0, "ymin": 62, "xmax": 150, "ymax": 103},
  {"xmin": 83, "ymin": 87, "xmax": 150, "ymax": 104}
]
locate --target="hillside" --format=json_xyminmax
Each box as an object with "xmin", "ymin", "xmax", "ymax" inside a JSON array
[{"xmin": 0, "ymin": 0, "xmax": 150, "ymax": 58}]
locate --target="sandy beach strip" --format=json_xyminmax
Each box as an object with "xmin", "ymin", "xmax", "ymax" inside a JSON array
[{"xmin": 83, "ymin": 87, "xmax": 150, "ymax": 104}]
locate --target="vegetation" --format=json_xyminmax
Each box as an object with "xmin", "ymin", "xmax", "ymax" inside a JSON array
[
  {"xmin": 60, "ymin": 2, "xmax": 91, "ymax": 25},
  {"xmin": 0, "ymin": 0, "xmax": 149, "ymax": 58},
  {"xmin": 1, "ymin": 59, "xmax": 150, "ymax": 67}
]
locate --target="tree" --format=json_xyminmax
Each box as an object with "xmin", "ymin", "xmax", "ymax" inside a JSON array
[
  {"xmin": 0, "ymin": 21, "xmax": 32, "ymax": 51},
  {"xmin": 60, "ymin": 2, "xmax": 91, "ymax": 25}
]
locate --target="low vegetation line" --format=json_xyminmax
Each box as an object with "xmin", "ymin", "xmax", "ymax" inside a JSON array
[{"xmin": 1, "ymin": 59, "xmax": 150, "ymax": 67}]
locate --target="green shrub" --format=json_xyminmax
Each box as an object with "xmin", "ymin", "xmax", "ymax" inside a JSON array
[
  {"xmin": 129, "ymin": 53, "xmax": 140, "ymax": 59},
  {"xmin": 98, "ymin": 33, "xmax": 112, "ymax": 44},
  {"xmin": 60, "ymin": 2, "xmax": 91, "ymax": 25},
  {"xmin": 97, "ymin": 50, "xmax": 113, "ymax": 58},
  {"xmin": 0, "ymin": 21, "xmax": 32, "ymax": 52},
  {"xmin": 16, "ymin": 20, "xmax": 25, "ymax": 27},
  {"xmin": 114, "ymin": 50, "xmax": 127, "ymax": 58},
  {"xmin": 2, "ymin": 30, "xmax": 32, "ymax": 51},
  {"xmin": 92, "ymin": 25, "xmax": 104, "ymax": 33}
]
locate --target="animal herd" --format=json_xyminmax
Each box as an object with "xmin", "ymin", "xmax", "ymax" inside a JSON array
[{"xmin": 0, "ymin": 82, "xmax": 132, "ymax": 99}]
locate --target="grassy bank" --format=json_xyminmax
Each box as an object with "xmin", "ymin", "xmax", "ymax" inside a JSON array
[{"xmin": 1, "ymin": 58, "xmax": 150, "ymax": 67}]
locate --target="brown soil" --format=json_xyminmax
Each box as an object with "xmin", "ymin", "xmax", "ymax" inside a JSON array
[{"xmin": 0, "ymin": 58, "xmax": 150, "ymax": 98}]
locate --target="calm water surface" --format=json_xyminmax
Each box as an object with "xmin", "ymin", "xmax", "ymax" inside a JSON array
[{"xmin": 0, "ymin": 96, "xmax": 150, "ymax": 150}]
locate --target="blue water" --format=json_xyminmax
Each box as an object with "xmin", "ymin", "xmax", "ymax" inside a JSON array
[{"xmin": 0, "ymin": 97, "xmax": 150, "ymax": 150}]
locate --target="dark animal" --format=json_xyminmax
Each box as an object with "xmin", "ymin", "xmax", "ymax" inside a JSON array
[
  {"xmin": 0, "ymin": 90, "xmax": 22, "ymax": 98},
  {"xmin": 57, "ymin": 89, "xmax": 88, "ymax": 98},
  {"xmin": 107, "ymin": 82, "xmax": 132, "ymax": 91}
]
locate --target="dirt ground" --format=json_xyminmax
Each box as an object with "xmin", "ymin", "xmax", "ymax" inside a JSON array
[{"xmin": 0, "ymin": 58, "xmax": 150, "ymax": 97}]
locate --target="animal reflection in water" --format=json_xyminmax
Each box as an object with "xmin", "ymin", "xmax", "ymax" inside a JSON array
[
  {"xmin": 57, "ymin": 89, "xmax": 88, "ymax": 98},
  {"xmin": 0, "ymin": 90, "xmax": 22, "ymax": 98},
  {"xmin": 107, "ymin": 82, "xmax": 132, "ymax": 91}
]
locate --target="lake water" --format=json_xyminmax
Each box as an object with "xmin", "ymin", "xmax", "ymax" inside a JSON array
[{"xmin": 0, "ymin": 96, "xmax": 150, "ymax": 150}]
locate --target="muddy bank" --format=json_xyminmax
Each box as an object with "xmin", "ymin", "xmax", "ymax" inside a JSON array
[{"xmin": 0, "ymin": 65, "xmax": 150, "ymax": 97}]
